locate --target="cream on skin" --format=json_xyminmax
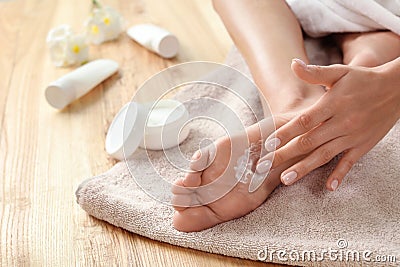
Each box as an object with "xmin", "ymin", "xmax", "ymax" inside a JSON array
[
  {"xmin": 234, "ymin": 142, "xmax": 261, "ymax": 184},
  {"xmin": 172, "ymin": 0, "xmax": 400, "ymax": 232}
]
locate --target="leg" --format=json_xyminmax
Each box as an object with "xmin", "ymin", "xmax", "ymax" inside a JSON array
[
  {"xmin": 172, "ymin": 0, "xmax": 325, "ymax": 232},
  {"xmin": 335, "ymin": 31, "xmax": 400, "ymax": 67},
  {"xmin": 212, "ymin": 0, "xmax": 325, "ymax": 114}
]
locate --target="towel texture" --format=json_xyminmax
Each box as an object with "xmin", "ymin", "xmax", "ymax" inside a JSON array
[
  {"xmin": 76, "ymin": 46, "xmax": 400, "ymax": 266},
  {"xmin": 286, "ymin": 0, "xmax": 400, "ymax": 37}
]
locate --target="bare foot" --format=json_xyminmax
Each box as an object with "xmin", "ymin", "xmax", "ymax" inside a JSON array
[{"xmin": 172, "ymin": 117, "xmax": 297, "ymax": 232}]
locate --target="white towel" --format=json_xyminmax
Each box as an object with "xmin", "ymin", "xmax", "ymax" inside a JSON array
[{"xmin": 286, "ymin": 0, "xmax": 400, "ymax": 37}]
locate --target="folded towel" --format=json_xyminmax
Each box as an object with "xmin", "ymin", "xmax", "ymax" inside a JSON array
[
  {"xmin": 286, "ymin": 0, "xmax": 400, "ymax": 37},
  {"xmin": 76, "ymin": 46, "xmax": 400, "ymax": 266}
]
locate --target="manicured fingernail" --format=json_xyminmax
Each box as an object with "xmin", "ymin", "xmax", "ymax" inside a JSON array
[
  {"xmin": 331, "ymin": 179, "xmax": 339, "ymax": 191},
  {"xmin": 256, "ymin": 160, "xmax": 272, "ymax": 174},
  {"xmin": 265, "ymin": 137, "xmax": 281, "ymax": 152},
  {"xmin": 282, "ymin": 171, "xmax": 298, "ymax": 185},
  {"xmin": 293, "ymin": 58, "xmax": 307, "ymax": 68}
]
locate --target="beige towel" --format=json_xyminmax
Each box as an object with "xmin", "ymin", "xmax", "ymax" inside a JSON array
[{"xmin": 76, "ymin": 46, "xmax": 400, "ymax": 266}]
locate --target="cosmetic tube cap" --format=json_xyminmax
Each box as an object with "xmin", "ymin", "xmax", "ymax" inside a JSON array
[{"xmin": 127, "ymin": 24, "xmax": 179, "ymax": 58}]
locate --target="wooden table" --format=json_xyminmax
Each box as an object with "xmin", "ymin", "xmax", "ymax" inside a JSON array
[{"xmin": 0, "ymin": 0, "xmax": 283, "ymax": 265}]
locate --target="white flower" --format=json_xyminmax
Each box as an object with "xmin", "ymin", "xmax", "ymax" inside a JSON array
[
  {"xmin": 85, "ymin": 6, "xmax": 123, "ymax": 45},
  {"xmin": 46, "ymin": 24, "xmax": 73, "ymax": 67},
  {"xmin": 65, "ymin": 34, "xmax": 89, "ymax": 66},
  {"xmin": 46, "ymin": 25, "xmax": 89, "ymax": 67}
]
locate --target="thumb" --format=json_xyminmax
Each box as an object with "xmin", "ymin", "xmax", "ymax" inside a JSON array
[{"xmin": 291, "ymin": 58, "xmax": 350, "ymax": 89}]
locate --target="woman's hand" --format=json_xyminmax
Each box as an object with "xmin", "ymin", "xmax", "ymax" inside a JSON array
[{"xmin": 257, "ymin": 58, "xmax": 400, "ymax": 191}]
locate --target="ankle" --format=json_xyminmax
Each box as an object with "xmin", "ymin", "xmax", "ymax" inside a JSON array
[
  {"xmin": 265, "ymin": 82, "xmax": 324, "ymax": 114},
  {"xmin": 347, "ymin": 49, "xmax": 381, "ymax": 68}
]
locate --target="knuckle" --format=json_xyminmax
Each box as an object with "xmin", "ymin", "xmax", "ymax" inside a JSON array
[
  {"xmin": 273, "ymin": 151, "xmax": 285, "ymax": 165},
  {"xmin": 313, "ymin": 65, "xmax": 324, "ymax": 76},
  {"xmin": 321, "ymin": 148, "xmax": 334, "ymax": 163},
  {"xmin": 298, "ymin": 135, "xmax": 313, "ymax": 152},
  {"xmin": 343, "ymin": 114, "xmax": 360, "ymax": 131},
  {"xmin": 298, "ymin": 113, "xmax": 312, "ymax": 130}
]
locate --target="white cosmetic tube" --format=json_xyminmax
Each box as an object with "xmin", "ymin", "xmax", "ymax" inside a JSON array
[
  {"xmin": 127, "ymin": 24, "xmax": 179, "ymax": 58},
  {"xmin": 45, "ymin": 59, "xmax": 119, "ymax": 109}
]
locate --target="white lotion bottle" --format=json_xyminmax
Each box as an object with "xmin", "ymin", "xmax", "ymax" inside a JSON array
[
  {"xmin": 127, "ymin": 24, "xmax": 179, "ymax": 58},
  {"xmin": 45, "ymin": 59, "xmax": 119, "ymax": 109}
]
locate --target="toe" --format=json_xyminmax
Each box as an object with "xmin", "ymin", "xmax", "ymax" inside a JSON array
[
  {"xmin": 183, "ymin": 171, "xmax": 202, "ymax": 187},
  {"xmin": 172, "ymin": 194, "xmax": 193, "ymax": 211},
  {"xmin": 171, "ymin": 178, "xmax": 192, "ymax": 194},
  {"xmin": 173, "ymin": 207, "xmax": 222, "ymax": 232},
  {"xmin": 172, "ymin": 178, "xmax": 198, "ymax": 211},
  {"xmin": 190, "ymin": 145, "xmax": 216, "ymax": 172}
]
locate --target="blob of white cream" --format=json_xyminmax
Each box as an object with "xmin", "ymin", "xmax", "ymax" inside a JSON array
[
  {"xmin": 147, "ymin": 107, "xmax": 178, "ymax": 127},
  {"xmin": 140, "ymin": 100, "xmax": 189, "ymax": 150}
]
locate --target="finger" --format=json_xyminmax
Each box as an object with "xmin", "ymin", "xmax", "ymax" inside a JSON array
[
  {"xmin": 326, "ymin": 149, "xmax": 361, "ymax": 191},
  {"xmin": 265, "ymin": 99, "xmax": 333, "ymax": 152},
  {"xmin": 280, "ymin": 137, "xmax": 348, "ymax": 185},
  {"xmin": 292, "ymin": 58, "xmax": 350, "ymax": 89},
  {"xmin": 263, "ymin": 118, "xmax": 341, "ymax": 169}
]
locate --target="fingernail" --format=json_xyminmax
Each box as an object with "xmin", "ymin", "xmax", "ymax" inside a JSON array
[
  {"xmin": 265, "ymin": 137, "xmax": 281, "ymax": 152},
  {"xmin": 293, "ymin": 58, "xmax": 307, "ymax": 68},
  {"xmin": 282, "ymin": 171, "xmax": 298, "ymax": 185},
  {"xmin": 331, "ymin": 179, "xmax": 339, "ymax": 191},
  {"xmin": 256, "ymin": 160, "xmax": 272, "ymax": 174}
]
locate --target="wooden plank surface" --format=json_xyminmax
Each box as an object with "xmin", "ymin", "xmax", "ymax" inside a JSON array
[{"xmin": 0, "ymin": 0, "xmax": 285, "ymax": 266}]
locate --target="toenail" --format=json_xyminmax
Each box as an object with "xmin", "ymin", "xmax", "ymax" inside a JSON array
[
  {"xmin": 265, "ymin": 138, "xmax": 281, "ymax": 152},
  {"xmin": 282, "ymin": 171, "xmax": 297, "ymax": 185},
  {"xmin": 192, "ymin": 151, "xmax": 201, "ymax": 160},
  {"xmin": 256, "ymin": 160, "xmax": 272, "ymax": 174},
  {"xmin": 331, "ymin": 179, "xmax": 339, "ymax": 191}
]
